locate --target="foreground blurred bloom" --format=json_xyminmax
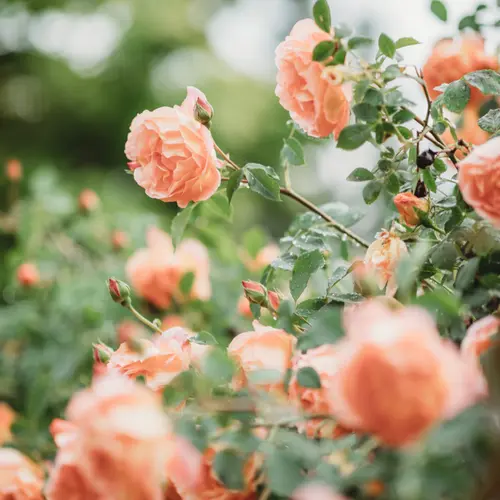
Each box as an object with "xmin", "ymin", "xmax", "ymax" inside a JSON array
[
  {"xmin": 0, "ymin": 403, "xmax": 15, "ymax": 446},
  {"xmin": 161, "ymin": 315, "xmax": 186, "ymax": 330},
  {"xmin": 46, "ymin": 374, "xmax": 170, "ymax": 500},
  {"xmin": 78, "ymin": 189, "xmax": 100, "ymax": 213},
  {"xmin": 5, "ymin": 159, "xmax": 22, "ymax": 181},
  {"xmin": 275, "ymin": 19, "xmax": 350, "ymax": 139},
  {"xmin": 116, "ymin": 320, "xmax": 146, "ymax": 344},
  {"xmin": 244, "ymin": 244, "xmax": 280, "ymax": 273},
  {"xmin": 362, "ymin": 229, "xmax": 408, "ymax": 296},
  {"xmin": 237, "ymin": 295, "xmax": 253, "ymax": 318},
  {"xmin": 0, "ymin": 448, "xmax": 44, "ymax": 499},
  {"xmin": 393, "ymin": 192, "xmax": 429, "ymax": 227},
  {"xmin": 423, "ymin": 34, "xmax": 499, "ymax": 105},
  {"xmin": 126, "ymin": 227, "xmax": 211, "ymax": 309},
  {"xmin": 458, "ymin": 136, "xmax": 500, "ymax": 227},
  {"xmin": 328, "ymin": 305, "xmax": 484, "ymax": 446},
  {"xmin": 228, "ymin": 321, "xmax": 296, "ymax": 392},
  {"xmin": 461, "ymin": 315, "xmax": 500, "ymax": 362},
  {"xmin": 289, "ymin": 345, "xmax": 348, "ymax": 438},
  {"xmin": 125, "ymin": 87, "xmax": 220, "ymax": 208},
  {"xmin": 293, "ymin": 483, "xmax": 345, "ymax": 500},
  {"xmin": 16, "ymin": 263, "xmax": 40, "ymax": 288}
]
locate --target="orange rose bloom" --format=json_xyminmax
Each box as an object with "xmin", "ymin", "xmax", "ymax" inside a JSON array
[
  {"xmin": 328, "ymin": 305, "xmax": 484, "ymax": 446},
  {"xmin": 393, "ymin": 192, "xmax": 429, "ymax": 227},
  {"xmin": 0, "ymin": 448, "xmax": 44, "ymax": 499},
  {"xmin": 0, "ymin": 403, "xmax": 15, "ymax": 446},
  {"xmin": 111, "ymin": 230, "xmax": 129, "ymax": 251},
  {"xmin": 16, "ymin": 263, "xmax": 40, "ymax": 288},
  {"xmin": 461, "ymin": 315, "xmax": 500, "ymax": 361},
  {"xmin": 78, "ymin": 189, "xmax": 100, "ymax": 213},
  {"xmin": 363, "ymin": 230, "xmax": 408, "ymax": 296},
  {"xmin": 458, "ymin": 136, "xmax": 500, "ymax": 227},
  {"xmin": 116, "ymin": 320, "xmax": 146, "ymax": 345},
  {"xmin": 244, "ymin": 244, "xmax": 280, "ymax": 273},
  {"xmin": 5, "ymin": 159, "xmax": 22, "ymax": 181},
  {"xmin": 423, "ymin": 34, "xmax": 499, "ymax": 105},
  {"xmin": 275, "ymin": 19, "xmax": 350, "ymax": 139},
  {"xmin": 125, "ymin": 87, "xmax": 220, "ymax": 208},
  {"xmin": 161, "ymin": 315, "xmax": 186, "ymax": 330},
  {"xmin": 46, "ymin": 374, "xmax": 171, "ymax": 500},
  {"xmin": 289, "ymin": 345, "xmax": 348, "ymax": 438},
  {"xmin": 126, "ymin": 227, "xmax": 211, "ymax": 309},
  {"xmin": 228, "ymin": 321, "xmax": 296, "ymax": 392}
]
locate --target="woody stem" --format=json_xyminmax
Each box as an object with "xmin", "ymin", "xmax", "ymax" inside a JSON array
[{"xmin": 126, "ymin": 304, "xmax": 163, "ymax": 334}]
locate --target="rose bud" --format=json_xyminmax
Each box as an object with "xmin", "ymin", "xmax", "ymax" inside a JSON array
[
  {"xmin": 92, "ymin": 343, "xmax": 113, "ymax": 364},
  {"xmin": 242, "ymin": 280, "xmax": 280, "ymax": 312},
  {"xmin": 393, "ymin": 192, "xmax": 430, "ymax": 227},
  {"xmin": 16, "ymin": 262, "xmax": 40, "ymax": 288},
  {"xmin": 5, "ymin": 159, "xmax": 22, "ymax": 181},
  {"xmin": 78, "ymin": 189, "xmax": 100, "ymax": 213},
  {"xmin": 107, "ymin": 278, "xmax": 131, "ymax": 306},
  {"xmin": 111, "ymin": 230, "xmax": 129, "ymax": 251},
  {"xmin": 194, "ymin": 98, "xmax": 213, "ymax": 128}
]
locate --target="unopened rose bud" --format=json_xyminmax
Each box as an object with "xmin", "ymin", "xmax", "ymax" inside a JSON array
[
  {"xmin": 5, "ymin": 159, "xmax": 22, "ymax": 182},
  {"xmin": 351, "ymin": 260, "xmax": 380, "ymax": 297},
  {"xmin": 267, "ymin": 290, "xmax": 281, "ymax": 312},
  {"xmin": 393, "ymin": 192, "xmax": 430, "ymax": 227},
  {"xmin": 17, "ymin": 262, "xmax": 40, "ymax": 288},
  {"xmin": 78, "ymin": 189, "xmax": 100, "ymax": 214},
  {"xmin": 242, "ymin": 280, "xmax": 281, "ymax": 312},
  {"xmin": 92, "ymin": 343, "xmax": 113, "ymax": 364},
  {"xmin": 107, "ymin": 278, "xmax": 131, "ymax": 306},
  {"xmin": 194, "ymin": 98, "xmax": 213, "ymax": 128},
  {"xmin": 111, "ymin": 230, "xmax": 129, "ymax": 251}
]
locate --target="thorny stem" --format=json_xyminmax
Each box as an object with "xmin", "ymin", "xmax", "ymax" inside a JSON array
[
  {"xmin": 127, "ymin": 304, "xmax": 163, "ymax": 334},
  {"xmin": 221, "ymin": 177, "xmax": 369, "ymax": 248},
  {"xmin": 215, "ymin": 144, "xmax": 240, "ymax": 171}
]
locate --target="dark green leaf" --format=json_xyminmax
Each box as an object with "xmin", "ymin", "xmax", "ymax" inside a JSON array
[
  {"xmin": 458, "ymin": 14, "xmax": 480, "ymax": 31},
  {"xmin": 347, "ymin": 167, "xmax": 375, "ymax": 182},
  {"xmin": 226, "ymin": 169, "xmax": 244, "ymax": 204},
  {"xmin": 282, "ymin": 137, "xmax": 305, "ymax": 166},
  {"xmin": 328, "ymin": 265, "xmax": 350, "ymax": 288},
  {"xmin": 290, "ymin": 249, "xmax": 325, "ymax": 301},
  {"xmin": 443, "ymin": 79, "xmax": 470, "ymax": 113},
  {"xmin": 297, "ymin": 367, "xmax": 322, "ymax": 388},
  {"xmin": 201, "ymin": 349, "xmax": 235, "ymax": 385},
  {"xmin": 337, "ymin": 124, "xmax": 371, "ymax": 150},
  {"xmin": 363, "ymin": 180, "xmax": 382, "ymax": 205},
  {"xmin": 353, "ymin": 103, "xmax": 379, "ymax": 123},
  {"xmin": 464, "ymin": 70, "xmax": 500, "ymax": 96},
  {"xmin": 393, "ymin": 109, "xmax": 415, "ymax": 123},
  {"xmin": 408, "ymin": 145, "xmax": 417, "ymax": 166},
  {"xmin": 203, "ymin": 192, "xmax": 232, "ymax": 220},
  {"xmin": 348, "ymin": 36, "xmax": 373, "ymax": 50},
  {"xmin": 423, "ymin": 168, "xmax": 437, "ymax": 193},
  {"xmin": 171, "ymin": 204, "xmax": 195, "ymax": 247},
  {"xmin": 298, "ymin": 307, "xmax": 343, "ymax": 351},
  {"xmin": 265, "ymin": 448, "xmax": 304, "ymax": 496},
  {"xmin": 354, "ymin": 80, "xmax": 370, "ymax": 102},
  {"xmin": 430, "ymin": 242, "xmax": 459, "ymax": 270},
  {"xmin": 331, "ymin": 47, "xmax": 347, "ymax": 65},
  {"xmin": 313, "ymin": 0, "xmax": 331, "ymax": 33},
  {"xmin": 455, "ymin": 257, "xmax": 480, "ymax": 291},
  {"xmin": 395, "ymin": 37, "xmax": 421, "ymax": 49},
  {"xmin": 433, "ymin": 157, "xmax": 448, "ymax": 173},
  {"xmin": 378, "ymin": 33, "xmax": 396, "ymax": 58},
  {"xmin": 213, "ymin": 450, "xmax": 245, "ymax": 490},
  {"xmin": 312, "ymin": 40, "xmax": 336, "ymax": 61},
  {"xmin": 478, "ymin": 109, "xmax": 500, "ymax": 134},
  {"xmin": 431, "ymin": 0, "xmax": 448, "ymax": 21},
  {"xmin": 386, "ymin": 172, "xmax": 400, "ymax": 195},
  {"xmin": 363, "ymin": 88, "xmax": 384, "ymax": 106},
  {"xmin": 244, "ymin": 163, "xmax": 281, "ymax": 201},
  {"xmin": 179, "ymin": 271, "xmax": 195, "ymax": 295}
]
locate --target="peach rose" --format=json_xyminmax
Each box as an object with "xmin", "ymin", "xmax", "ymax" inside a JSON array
[
  {"xmin": 362, "ymin": 230, "xmax": 408, "ymax": 296},
  {"xmin": 289, "ymin": 345, "xmax": 348, "ymax": 438},
  {"xmin": 275, "ymin": 19, "xmax": 350, "ymax": 139},
  {"xmin": 16, "ymin": 263, "xmax": 40, "ymax": 288},
  {"xmin": 458, "ymin": 136, "xmax": 500, "ymax": 227},
  {"xmin": 244, "ymin": 244, "xmax": 280, "ymax": 273},
  {"xmin": 393, "ymin": 192, "xmax": 429, "ymax": 227},
  {"xmin": 161, "ymin": 315, "xmax": 186, "ymax": 330},
  {"xmin": 168, "ymin": 446, "xmax": 259, "ymax": 500},
  {"xmin": 46, "ymin": 374, "xmax": 170, "ymax": 500},
  {"xmin": 0, "ymin": 403, "xmax": 15, "ymax": 446},
  {"xmin": 125, "ymin": 87, "xmax": 221, "ymax": 208},
  {"xmin": 237, "ymin": 295, "xmax": 253, "ymax": 318},
  {"xmin": 293, "ymin": 483, "xmax": 345, "ymax": 500},
  {"xmin": 0, "ymin": 448, "xmax": 44, "ymax": 499},
  {"xmin": 126, "ymin": 227, "xmax": 211, "ymax": 309},
  {"xmin": 461, "ymin": 315, "xmax": 500, "ymax": 361},
  {"xmin": 111, "ymin": 230, "xmax": 129, "ymax": 251},
  {"xmin": 78, "ymin": 189, "xmax": 100, "ymax": 213},
  {"xmin": 5, "ymin": 159, "xmax": 22, "ymax": 181},
  {"xmin": 116, "ymin": 320, "xmax": 147, "ymax": 345},
  {"xmin": 328, "ymin": 305, "xmax": 484, "ymax": 446},
  {"xmin": 227, "ymin": 321, "xmax": 296, "ymax": 392},
  {"xmin": 423, "ymin": 34, "xmax": 499, "ymax": 105}
]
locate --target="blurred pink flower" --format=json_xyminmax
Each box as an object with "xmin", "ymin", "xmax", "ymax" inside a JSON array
[{"xmin": 0, "ymin": 448, "xmax": 44, "ymax": 500}]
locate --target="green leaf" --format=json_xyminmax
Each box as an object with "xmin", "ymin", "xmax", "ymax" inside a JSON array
[
  {"xmin": 433, "ymin": 158, "xmax": 448, "ymax": 173},
  {"xmin": 297, "ymin": 307, "xmax": 343, "ymax": 351},
  {"xmin": 290, "ymin": 249, "xmax": 325, "ymax": 301},
  {"xmin": 386, "ymin": 172, "xmax": 400, "ymax": 195},
  {"xmin": 378, "ymin": 33, "xmax": 396, "ymax": 58},
  {"xmin": 179, "ymin": 271, "xmax": 195, "ymax": 295},
  {"xmin": 297, "ymin": 366, "xmax": 322, "ymax": 388},
  {"xmin": 313, "ymin": 0, "xmax": 331, "ymax": 33},
  {"xmin": 191, "ymin": 330, "xmax": 219, "ymax": 346},
  {"xmin": 201, "ymin": 349, "xmax": 235, "ymax": 385},
  {"xmin": 455, "ymin": 257, "xmax": 480, "ymax": 291},
  {"xmin": 348, "ymin": 36, "xmax": 373, "ymax": 50},
  {"xmin": 458, "ymin": 14, "xmax": 480, "ymax": 32},
  {"xmin": 320, "ymin": 202, "xmax": 365, "ymax": 227},
  {"xmin": 328, "ymin": 265, "xmax": 350, "ymax": 288},
  {"xmin": 331, "ymin": 47, "xmax": 347, "ymax": 65},
  {"xmin": 334, "ymin": 23, "xmax": 352, "ymax": 38},
  {"xmin": 171, "ymin": 204, "xmax": 195, "ymax": 247},
  {"xmin": 203, "ymin": 192, "xmax": 232, "ymax": 220},
  {"xmin": 282, "ymin": 137, "xmax": 305, "ymax": 166},
  {"xmin": 353, "ymin": 103, "xmax": 379, "ymax": 123},
  {"xmin": 337, "ymin": 124, "xmax": 371, "ymax": 150},
  {"xmin": 464, "ymin": 70, "xmax": 500, "ymax": 96},
  {"xmin": 430, "ymin": 242, "xmax": 459, "ymax": 270},
  {"xmin": 265, "ymin": 448, "xmax": 304, "ymax": 496},
  {"xmin": 431, "ymin": 0, "xmax": 448, "ymax": 21},
  {"xmin": 478, "ymin": 109, "xmax": 500, "ymax": 134},
  {"xmin": 354, "ymin": 79, "xmax": 370, "ymax": 102},
  {"xmin": 363, "ymin": 180, "xmax": 382, "ymax": 205},
  {"xmin": 347, "ymin": 167, "xmax": 374, "ymax": 182},
  {"xmin": 312, "ymin": 40, "xmax": 336, "ymax": 61},
  {"xmin": 443, "ymin": 79, "xmax": 470, "ymax": 113},
  {"xmin": 415, "ymin": 289, "xmax": 462, "ymax": 317},
  {"xmin": 244, "ymin": 163, "xmax": 281, "ymax": 202},
  {"xmin": 408, "ymin": 145, "xmax": 417, "ymax": 166},
  {"xmin": 393, "ymin": 109, "xmax": 415, "ymax": 123},
  {"xmin": 213, "ymin": 451, "xmax": 245, "ymax": 491},
  {"xmin": 395, "ymin": 37, "xmax": 421, "ymax": 49},
  {"xmin": 363, "ymin": 88, "xmax": 384, "ymax": 106},
  {"xmin": 422, "ymin": 169, "xmax": 437, "ymax": 193},
  {"xmin": 226, "ymin": 169, "xmax": 244, "ymax": 204}
]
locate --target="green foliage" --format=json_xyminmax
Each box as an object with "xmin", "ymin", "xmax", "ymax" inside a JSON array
[
  {"xmin": 243, "ymin": 164, "xmax": 282, "ymax": 202},
  {"xmin": 313, "ymin": 0, "xmax": 332, "ymax": 33},
  {"xmin": 431, "ymin": 0, "xmax": 448, "ymax": 21}
]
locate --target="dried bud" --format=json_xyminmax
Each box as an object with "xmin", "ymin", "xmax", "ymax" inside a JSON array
[
  {"xmin": 242, "ymin": 280, "xmax": 281, "ymax": 312},
  {"xmin": 414, "ymin": 179, "xmax": 428, "ymax": 198},
  {"xmin": 92, "ymin": 343, "xmax": 113, "ymax": 364},
  {"xmin": 393, "ymin": 192, "xmax": 430, "ymax": 227},
  {"xmin": 107, "ymin": 278, "xmax": 131, "ymax": 306},
  {"xmin": 322, "ymin": 65, "xmax": 344, "ymax": 86},
  {"xmin": 5, "ymin": 159, "xmax": 22, "ymax": 182},
  {"xmin": 111, "ymin": 230, "xmax": 129, "ymax": 251},
  {"xmin": 78, "ymin": 189, "xmax": 100, "ymax": 213},
  {"xmin": 194, "ymin": 98, "xmax": 213, "ymax": 128},
  {"xmin": 17, "ymin": 263, "xmax": 40, "ymax": 288},
  {"xmin": 416, "ymin": 150, "xmax": 436, "ymax": 169}
]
